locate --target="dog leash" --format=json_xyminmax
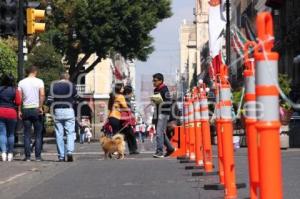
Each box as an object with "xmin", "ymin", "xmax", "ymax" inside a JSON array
[{"xmin": 115, "ymin": 123, "xmax": 130, "ymax": 134}]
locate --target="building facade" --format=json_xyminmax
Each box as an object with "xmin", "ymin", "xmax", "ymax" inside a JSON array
[{"xmin": 76, "ymin": 53, "xmax": 136, "ymax": 138}]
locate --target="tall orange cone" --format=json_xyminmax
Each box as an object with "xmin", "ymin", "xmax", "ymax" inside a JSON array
[
  {"xmin": 204, "ymin": 83, "xmax": 225, "ymax": 189},
  {"xmin": 255, "ymin": 12, "xmax": 283, "ymax": 199},
  {"xmin": 199, "ymin": 83, "xmax": 214, "ymax": 172},
  {"xmin": 188, "ymin": 95, "xmax": 196, "ymax": 161},
  {"xmin": 193, "ymin": 88, "xmax": 204, "ymax": 167},
  {"xmin": 193, "ymin": 80, "xmax": 218, "ymax": 177},
  {"xmin": 184, "ymin": 96, "xmax": 190, "ymax": 158},
  {"xmin": 216, "ymin": 84, "xmax": 225, "ymax": 185},
  {"xmin": 244, "ymin": 41, "xmax": 259, "ymax": 199}
]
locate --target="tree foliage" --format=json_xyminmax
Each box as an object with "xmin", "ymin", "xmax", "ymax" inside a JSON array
[
  {"xmin": 26, "ymin": 43, "xmax": 64, "ymax": 92},
  {"xmin": 0, "ymin": 40, "xmax": 17, "ymax": 77},
  {"xmin": 47, "ymin": 0, "xmax": 172, "ymax": 81}
]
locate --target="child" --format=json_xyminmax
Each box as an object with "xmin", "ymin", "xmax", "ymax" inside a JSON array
[
  {"xmin": 85, "ymin": 126, "xmax": 92, "ymax": 143},
  {"xmin": 80, "ymin": 117, "xmax": 90, "ymax": 144}
]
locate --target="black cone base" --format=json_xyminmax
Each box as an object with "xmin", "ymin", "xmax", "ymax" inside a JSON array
[{"xmin": 192, "ymin": 171, "xmax": 219, "ymax": 176}]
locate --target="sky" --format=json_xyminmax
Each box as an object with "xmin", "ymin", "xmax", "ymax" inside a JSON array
[{"xmin": 135, "ymin": 0, "xmax": 195, "ymax": 103}]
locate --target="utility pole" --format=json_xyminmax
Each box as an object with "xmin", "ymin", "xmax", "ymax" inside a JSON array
[
  {"xmin": 225, "ymin": 0, "xmax": 231, "ymax": 66},
  {"xmin": 18, "ymin": 0, "xmax": 25, "ymax": 81}
]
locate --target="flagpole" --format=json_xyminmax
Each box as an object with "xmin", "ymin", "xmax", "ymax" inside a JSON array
[{"xmin": 226, "ymin": 0, "xmax": 231, "ymax": 66}]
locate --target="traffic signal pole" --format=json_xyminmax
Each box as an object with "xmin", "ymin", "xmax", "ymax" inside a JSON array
[{"xmin": 18, "ymin": 0, "xmax": 25, "ymax": 81}]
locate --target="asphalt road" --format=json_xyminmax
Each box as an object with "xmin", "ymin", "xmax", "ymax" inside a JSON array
[{"xmin": 0, "ymin": 139, "xmax": 300, "ymax": 199}]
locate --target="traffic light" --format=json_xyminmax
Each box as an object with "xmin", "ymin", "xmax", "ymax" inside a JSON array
[
  {"xmin": 26, "ymin": 8, "xmax": 45, "ymax": 34},
  {"xmin": 0, "ymin": 0, "xmax": 18, "ymax": 36}
]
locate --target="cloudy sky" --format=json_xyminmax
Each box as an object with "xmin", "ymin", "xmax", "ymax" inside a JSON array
[{"xmin": 135, "ymin": 0, "xmax": 195, "ymax": 103}]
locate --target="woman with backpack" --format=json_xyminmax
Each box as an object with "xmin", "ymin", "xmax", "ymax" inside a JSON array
[{"xmin": 0, "ymin": 74, "xmax": 21, "ymax": 161}]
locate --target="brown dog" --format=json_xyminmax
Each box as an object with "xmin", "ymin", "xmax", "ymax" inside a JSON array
[{"xmin": 99, "ymin": 134, "xmax": 126, "ymax": 159}]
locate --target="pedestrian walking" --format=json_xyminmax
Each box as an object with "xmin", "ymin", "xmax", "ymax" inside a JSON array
[
  {"xmin": 151, "ymin": 73, "xmax": 174, "ymax": 158},
  {"xmin": 48, "ymin": 72, "xmax": 79, "ymax": 162},
  {"xmin": 79, "ymin": 116, "xmax": 91, "ymax": 144},
  {"xmin": 135, "ymin": 123, "xmax": 140, "ymax": 142},
  {"xmin": 108, "ymin": 83, "xmax": 128, "ymax": 134},
  {"xmin": 122, "ymin": 85, "xmax": 139, "ymax": 155},
  {"xmin": 18, "ymin": 66, "xmax": 45, "ymax": 161},
  {"xmin": 0, "ymin": 74, "xmax": 22, "ymax": 162},
  {"xmin": 148, "ymin": 125, "xmax": 155, "ymax": 143},
  {"xmin": 140, "ymin": 122, "xmax": 146, "ymax": 143}
]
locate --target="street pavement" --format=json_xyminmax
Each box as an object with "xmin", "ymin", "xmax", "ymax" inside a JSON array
[{"xmin": 0, "ymin": 138, "xmax": 300, "ymax": 199}]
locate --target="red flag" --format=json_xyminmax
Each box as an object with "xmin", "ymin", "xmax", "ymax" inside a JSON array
[
  {"xmin": 114, "ymin": 67, "xmax": 123, "ymax": 80},
  {"xmin": 212, "ymin": 54, "xmax": 222, "ymax": 75}
]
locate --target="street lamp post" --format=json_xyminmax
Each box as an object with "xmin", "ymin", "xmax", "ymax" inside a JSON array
[
  {"xmin": 17, "ymin": 0, "xmax": 25, "ymax": 81},
  {"xmin": 226, "ymin": 0, "xmax": 231, "ymax": 66}
]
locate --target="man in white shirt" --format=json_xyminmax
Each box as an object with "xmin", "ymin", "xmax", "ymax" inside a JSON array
[{"xmin": 18, "ymin": 66, "xmax": 45, "ymax": 161}]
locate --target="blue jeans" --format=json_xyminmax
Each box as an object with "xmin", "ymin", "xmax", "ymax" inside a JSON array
[
  {"xmin": 80, "ymin": 132, "xmax": 85, "ymax": 144},
  {"xmin": 23, "ymin": 108, "xmax": 43, "ymax": 158},
  {"xmin": 54, "ymin": 108, "xmax": 75, "ymax": 159},
  {"xmin": 0, "ymin": 118, "xmax": 17, "ymax": 153},
  {"xmin": 155, "ymin": 114, "xmax": 174, "ymax": 154}
]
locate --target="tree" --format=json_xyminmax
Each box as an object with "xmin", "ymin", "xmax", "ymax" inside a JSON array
[
  {"xmin": 0, "ymin": 40, "xmax": 17, "ymax": 77},
  {"xmin": 26, "ymin": 43, "xmax": 64, "ymax": 92},
  {"xmin": 47, "ymin": 0, "xmax": 172, "ymax": 81}
]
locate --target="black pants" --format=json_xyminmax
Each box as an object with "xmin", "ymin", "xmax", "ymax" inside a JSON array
[
  {"xmin": 23, "ymin": 108, "xmax": 43, "ymax": 158},
  {"xmin": 109, "ymin": 117, "xmax": 122, "ymax": 135},
  {"xmin": 122, "ymin": 126, "xmax": 138, "ymax": 153}
]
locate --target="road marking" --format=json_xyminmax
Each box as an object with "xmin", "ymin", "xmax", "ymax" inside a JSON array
[
  {"xmin": 0, "ymin": 172, "xmax": 28, "ymax": 185},
  {"xmin": 39, "ymin": 151, "xmax": 156, "ymax": 156}
]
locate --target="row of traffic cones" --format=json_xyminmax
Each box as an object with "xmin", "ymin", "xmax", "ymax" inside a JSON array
[{"xmin": 170, "ymin": 12, "xmax": 283, "ymax": 199}]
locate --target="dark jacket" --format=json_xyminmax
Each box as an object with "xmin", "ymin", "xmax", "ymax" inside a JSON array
[
  {"xmin": 152, "ymin": 84, "xmax": 171, "ymax": 124},
  {"xmin": 0, "ymin": 86, "xmax": 17, "ymax": 109}
]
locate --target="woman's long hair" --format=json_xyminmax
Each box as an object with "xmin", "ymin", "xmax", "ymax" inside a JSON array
[{"xmin": 108, "ymin": 83, "xmax": 124, "ymax": 111}]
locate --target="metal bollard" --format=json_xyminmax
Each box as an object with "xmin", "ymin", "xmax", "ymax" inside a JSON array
[{"xmin": 255, "ymin": 12, "xmax": 283, "ymax": 199}]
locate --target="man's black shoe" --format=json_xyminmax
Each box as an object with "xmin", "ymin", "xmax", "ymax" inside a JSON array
[
  {"xmin": 58, "ymin": 158, "xmax": 65, "ymax": 162},
  {"xmin": 67, "ymin": 154, "xmax": 74, "ymax": 162},
  {"xmin": 164, "ymin": 149, "xmax": 175, "ymax": 157}
]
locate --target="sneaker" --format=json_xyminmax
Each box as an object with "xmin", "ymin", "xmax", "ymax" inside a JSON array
[
  {"xmin": 7, "ymin": 153, "xmax": 13, "ymax": 162},
  {"xmin": 23, "ymin": 157, "xmax": 31, "ymax": 162},
  {"xmin": 67, "ymin": 154, "xmax": 74, "ymax": 162},
  {"xmin": 1, "ymin": 153, "xmax": 7, "ymax": 162},
  {"xmin": 153, "ymin": 153, "xmax": 164, "ymax": 158},
  {"xmin": 35, "ymin": 158, "xmax": 43, "ymax": 162},
  {"xmin": 164, "ymin": 149, "xmax": 175, "ymax": 157},
  {"xmin": 58, "ymin": 158, "xmax": 65, "ymax": 162}
]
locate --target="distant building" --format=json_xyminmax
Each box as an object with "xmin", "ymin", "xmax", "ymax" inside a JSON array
[
  {"xmin": 195, "ymin": 0, "xmax": 209, "ymax": 75},
  {"xmin": 179, "ymin": 20, "xmax": 196, "ymax": 89}
]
